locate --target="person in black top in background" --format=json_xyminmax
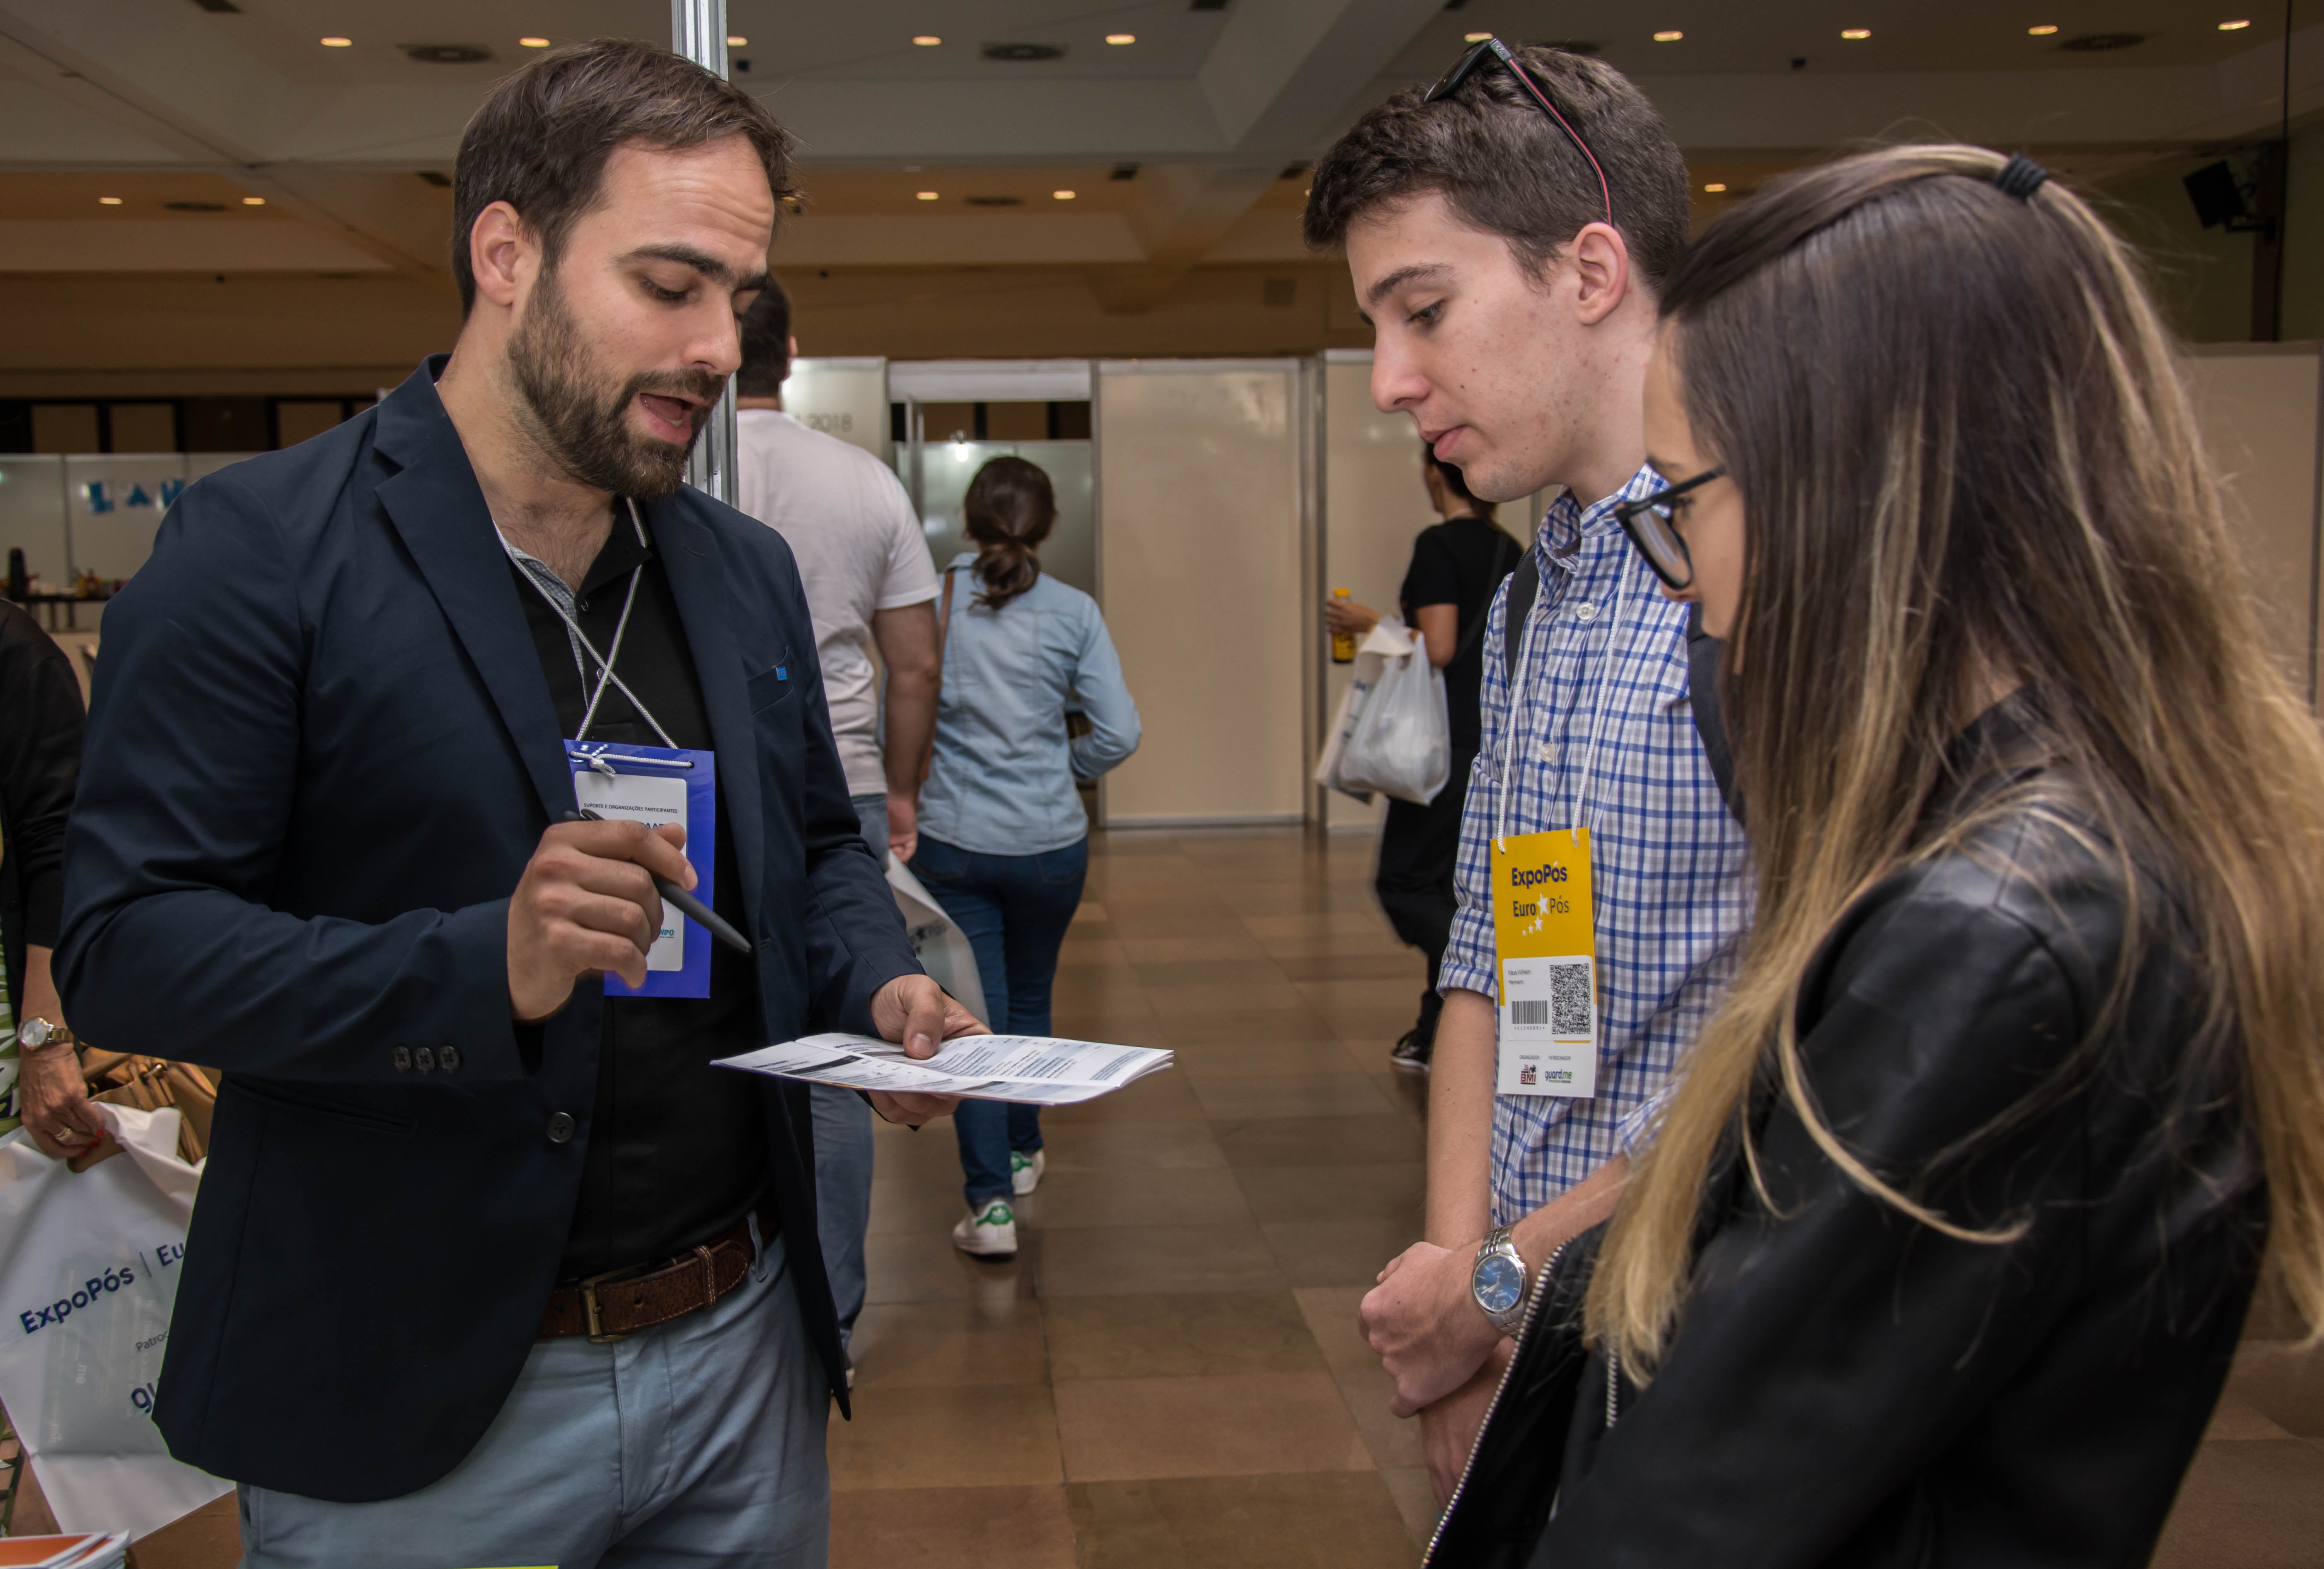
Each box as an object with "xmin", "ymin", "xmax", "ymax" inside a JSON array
[
  {"xmin": 1323, "ymin": 444, "xmax": 1521, "ymax": 1069},
  {"xmin": 0, "ymin": 599, "xmax": 99, "ymax": 1156}
]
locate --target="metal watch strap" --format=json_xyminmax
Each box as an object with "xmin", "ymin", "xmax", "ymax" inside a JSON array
[
  {"xmin": 18, "ymin": 1018, "xmax": 75, "ymax": 1051},
  {"xmin": 1472, "ymin": 1223, "xmax": 1529, "ymax": 1336}
]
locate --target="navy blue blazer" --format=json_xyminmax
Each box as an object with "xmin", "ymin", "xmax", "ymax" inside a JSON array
[{"xmin": 56, "ymin": 359, "xmax": 919, "ymax": 1502}]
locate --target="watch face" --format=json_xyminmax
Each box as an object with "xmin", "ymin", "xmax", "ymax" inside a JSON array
[
  {"xmin": 1474, "ymin": 1253, "xmax": 1526, "ymax": 1316},
  {"xmin": 17, "ymin": 1019, "xmax": 52, "ymax": 1048}
]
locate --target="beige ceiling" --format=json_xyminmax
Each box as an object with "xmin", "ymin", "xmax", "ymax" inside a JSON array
[{"xmin": 0, "ymin": 0, "xmax": 2307, "ymax": 308}]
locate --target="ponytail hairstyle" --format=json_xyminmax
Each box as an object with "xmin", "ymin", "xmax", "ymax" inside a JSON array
[
  {"xmin": 1587, "ymin": 143, "xmax": 2324, "ymax": 1378},
  {"xmin": 1422, "ymin": 441, "xmax": 1498, "ymax": 523},
  {"xmin": 962, "ymin": 456, "xmax": 1055, "ymax": 611}
]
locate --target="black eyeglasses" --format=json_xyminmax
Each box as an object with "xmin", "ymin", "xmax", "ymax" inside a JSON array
[
  {"xmin": 1613, "ymin": 468, "xmax": 1724, "ymax": 591},
  {"xmin": 1424, "ymin": 36, "xmax": 1613, "ymax": 226}
]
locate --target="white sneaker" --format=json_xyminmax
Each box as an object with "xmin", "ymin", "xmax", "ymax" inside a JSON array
[
  {"xmin": 951, "ymin": 1199, "xmax": 1018, "ymax": 1258},
  {"xmin": 1011, "ymin": 1148, "xmax": 1046, "ymax": 1196}
]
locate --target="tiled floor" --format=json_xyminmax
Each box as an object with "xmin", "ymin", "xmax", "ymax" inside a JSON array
[
  {"xmin": 833, "ymin": 827, "xmax": 1432, "ymax": 1569},
  {"xmin": 829, "ymin": 826, "xmax": 2324, "ymax": 1569}
]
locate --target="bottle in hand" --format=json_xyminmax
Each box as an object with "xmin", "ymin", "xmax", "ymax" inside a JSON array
[{"xmin": 1330, "ymin": 588, "xmax": 1356, "ymax": 664}]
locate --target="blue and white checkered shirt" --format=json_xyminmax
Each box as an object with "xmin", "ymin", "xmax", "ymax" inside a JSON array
[{"xmin": 1438, "ymin": 464, "xmax": 1753, "ymax": 1225}]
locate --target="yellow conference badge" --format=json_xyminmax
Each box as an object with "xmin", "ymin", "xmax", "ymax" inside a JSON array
[{"xmin": 1490, "ymin": 827, "xmax": 1598, "ymax": 1098}]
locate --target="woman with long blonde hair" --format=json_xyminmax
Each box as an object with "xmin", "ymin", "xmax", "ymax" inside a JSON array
[{"xmin": 1436, "ymin": 144, "xmax": 2324, "ymax": 1567}]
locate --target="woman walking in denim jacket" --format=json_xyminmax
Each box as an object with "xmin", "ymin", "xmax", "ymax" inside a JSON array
[{"xmin": 914, "ymin": 456, "xmax": 1141, "ymax": 1257}]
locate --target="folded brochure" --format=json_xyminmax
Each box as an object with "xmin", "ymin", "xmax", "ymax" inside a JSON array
[
  {"xmin": 714, "ymin": 1032, "xmax": 1173, "ymax": 1105},
  {"xmin": 0, "ymin": 1535, "xmax": 131, "ymax": 1569}
]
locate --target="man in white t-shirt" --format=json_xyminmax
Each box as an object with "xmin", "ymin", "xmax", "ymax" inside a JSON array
[{"xmin": 733, "ymin": 280, "xmax": 941, "ymax": 1368}]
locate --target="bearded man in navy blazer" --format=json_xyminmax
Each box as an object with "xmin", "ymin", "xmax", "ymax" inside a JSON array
[{"xmin": 56, "ymin": 39, "xmax": 970, "ymax": 1568}]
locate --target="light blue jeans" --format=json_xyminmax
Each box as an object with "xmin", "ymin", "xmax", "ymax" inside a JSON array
[
  {"xmin": 805, "ymin": 792, "xmax": 889, "ymax": 1352},
  {"xmin": 235, "ymin": 1228, "xmax": 827, "ymax": 1568}
]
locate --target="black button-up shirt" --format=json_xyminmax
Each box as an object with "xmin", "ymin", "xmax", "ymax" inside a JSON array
[{"xmin": 506, "ymin": 513, "xmax": 768, "ymax": 1280}]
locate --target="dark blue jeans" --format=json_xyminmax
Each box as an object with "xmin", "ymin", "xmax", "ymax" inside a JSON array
[{"xmin": 909, "ymin": 834, "xmax": 1089, "ymax": 1205}]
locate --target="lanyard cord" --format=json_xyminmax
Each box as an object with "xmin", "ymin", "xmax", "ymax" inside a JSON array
[
  {"xmin": 1494, "ymin": 576, "xmax": 1541, "ymax": 852},
  {"xmin": 497, "ymin": 499, "xmax": 680, "ymax": 749},
  {"xmin": 1567, "ymin": 548, "xmax": 1638, "ymax": 846},
  {"xmin": 574, "ymin": 570, "xmax": 644, "ymax": 741},
  {"xmin": 1494, "ymin": 536, "xmax": 1639, "ymax": 850}
]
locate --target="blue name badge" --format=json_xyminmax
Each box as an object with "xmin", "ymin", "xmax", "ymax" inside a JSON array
[{"xmin": 567, "ymin": 741, "xmax": 719, "ymax": 1000}]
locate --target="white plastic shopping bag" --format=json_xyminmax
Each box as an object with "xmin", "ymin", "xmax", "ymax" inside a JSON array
[
  {"xmin": 1317, "ymin": 620, "xmax": 1451, "ymax": 806},
  {"xmin": 0, "ymin": 1102, "xmax": 230, "ymax": 1538},
  {"xmin": 887, "ymin": 856, "xmax": 991, "ymax": 1027}
]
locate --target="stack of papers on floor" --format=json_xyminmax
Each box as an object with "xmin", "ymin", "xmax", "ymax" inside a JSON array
[
  {"xmin": 716, "ymin": 1032, "xmax": 1173, "ymax": 1105},
  {"xmin": 0, "ymin": 1534, "xmax": 131, "ymax": 1569}
]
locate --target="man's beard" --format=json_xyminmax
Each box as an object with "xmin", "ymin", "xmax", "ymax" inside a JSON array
[{"xmin": 505, "ymin": 268, "xmax": 723, "ymax": 500}]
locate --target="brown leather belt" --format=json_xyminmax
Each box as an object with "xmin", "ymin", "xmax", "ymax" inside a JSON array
[{"xmin": 537, "ymin": 1211, "xmax": 760, "ymax": 1343}]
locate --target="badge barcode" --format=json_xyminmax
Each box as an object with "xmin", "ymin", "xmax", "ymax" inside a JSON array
[{"xmin": 1510, "ymin": 1000, "xmax": 1550, "ymax": 1026}]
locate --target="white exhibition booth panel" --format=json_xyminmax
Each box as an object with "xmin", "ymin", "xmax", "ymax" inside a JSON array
[
  {"xmin": 0, "ymin": 450, "xmax": 260, "ymax": 592},
  {"xmin": 1095, "ymin": 359, "xmax": 1308, "ymax": 828},
  {"xmin": 777, "ymin": 356, "xmax": 889, "ymax": 463},
  {"xmin": 2187, "ymin": 344, "xmax": 2323, "ymax": 706}
]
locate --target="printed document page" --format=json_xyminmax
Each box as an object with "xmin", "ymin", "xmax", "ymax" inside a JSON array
[{"xmin": 715, "ymin": 1033, "xmax": 1173, "ymax": 1104}]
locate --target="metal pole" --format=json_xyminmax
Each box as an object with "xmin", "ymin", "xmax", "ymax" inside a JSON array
[{"xmin": 671, "ymin": 0, "xmax": 738, "ymax": 506}]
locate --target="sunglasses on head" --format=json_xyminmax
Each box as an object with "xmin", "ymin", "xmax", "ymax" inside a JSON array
[{"xmin": 1424, "ymin": 36, "xmax": 1613, "ymax": 227}]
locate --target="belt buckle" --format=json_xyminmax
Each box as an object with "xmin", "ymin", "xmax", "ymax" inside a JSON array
[{"xmin": 578, "ymin": 1267, "xmax": 641, "ymax": 1344}]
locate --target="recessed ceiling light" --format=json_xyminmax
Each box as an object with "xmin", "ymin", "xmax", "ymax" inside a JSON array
[
  {"xmin": 98, "ymin": 196, "xmax": 123, "ymax": 205},
  {"xmin": 242, "ymin": 196, "xmax": 266, "ymax": 205},
  {"xmin": 1054, "ymin": 189, "xmax": 1077, "ymax": 199},
  {"xmin": 913, "ymin": 34, "xmax": 941, "ymax": 46},
  {"xmin": 519, "ymin": 36, "xmax": 549, "ymax": 47},
  {"xmin": 1702, "ymin": 182, "xmax": 1727, "ymax": 193},
  {"xmin": 1840, "ymin": 28, "xmax": 1872, "ymax": 39},
  {"xmin": 1105, "ymin": 33, "xmax": 1135, "ymax": 45},
  {"xmin": 1464, "ymin": 31, "xmax": 1491, "ymax": 43},
  {"xmin": 917, "ymin": 191, "xmax": 939, "ymax": 201},
  {"xmin": 1653, "ymin": 30, "xmax": 1683, "ymax": 42},
  {"xmin": 2027, "ymin": 24, "xmax": 2059, "ymax": 34},
  {"xmin": 319, "ymin": 36, "xmax": 352, "ymax": 47},
  {"xmin": 726, "ymin": 35, "xmax": 746, "ymax": 46},
  {"xmin": 2219, "ymin": 17, "xmax": 2251, "ymax": 28}
]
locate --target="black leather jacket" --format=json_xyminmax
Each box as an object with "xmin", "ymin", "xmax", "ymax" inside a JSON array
[{"xmin": 1536, "ymin": 709, "xmax": 2266, "ymax": 1566}]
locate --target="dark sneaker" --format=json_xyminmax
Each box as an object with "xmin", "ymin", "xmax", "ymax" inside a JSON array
[{"xmin": 1390, "ymin": 1030, "xmax": 1433, "ymax": 1071}]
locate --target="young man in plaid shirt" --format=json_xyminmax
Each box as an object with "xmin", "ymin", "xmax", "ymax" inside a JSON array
[{"xmin": 1303, "ymin": 42, "xmax": 1751, "ymax": 1496}]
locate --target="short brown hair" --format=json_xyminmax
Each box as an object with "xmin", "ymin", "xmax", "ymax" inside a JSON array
[
  {"xmin": 451, "ymin": 38, "xmax": 796, "ymax": 314},
  {"xmin": 1303, "ymin": 47, "xmax": 1689, "ymax": 291},
  {"xmin": 737, "ymin": 276, "xmax": 793, "ymax": 397}
]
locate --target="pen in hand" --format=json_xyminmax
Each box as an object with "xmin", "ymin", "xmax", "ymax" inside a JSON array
[{"xmin": 563, "ymin": 809, "xmax": 754, "ymax": 954}]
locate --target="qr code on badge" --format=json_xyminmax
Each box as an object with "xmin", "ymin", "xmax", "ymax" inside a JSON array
[{"xmin": 1550, "ymin": 960, "xmax": 1591, "ymax": 1036}]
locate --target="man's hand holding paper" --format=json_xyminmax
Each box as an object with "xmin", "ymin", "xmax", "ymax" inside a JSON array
[{"xmin": 865, "ymin": 974, "xmax": 981, "ymax": 1126}]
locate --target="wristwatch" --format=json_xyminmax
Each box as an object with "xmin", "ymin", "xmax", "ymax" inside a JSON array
[
  {"xmin": 15, "ymin": 1018, "xmax": 76, "ymax": 1052},
  {"xmin": 1469, "ymin": 1224, "xmax": 1530, "ymax": 1336}
]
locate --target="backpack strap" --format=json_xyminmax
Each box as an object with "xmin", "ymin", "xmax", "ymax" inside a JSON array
[
  {"xmin": 1500, "ymin": 546, "xmax": 1739, "ymax": 822},
  {"xmin": 921, "ymin": 569, "xmax": 959, "ymax": 787},
  {"xmin": 1685, "ymin": 602, "xmax": 1739, "ymax": 820},
  {"xmin": 1502, "ymin": 549, "xmax": 1540, "ymax": 683},
  {"xmin": 1452, "ymin": 529, "xmax": 1521, "ymax": 667}
]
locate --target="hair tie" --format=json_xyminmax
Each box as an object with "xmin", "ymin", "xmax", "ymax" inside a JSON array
[{"xmin": 1994, "ymin": 153, "xmax": 2049, "ymax": 201}]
